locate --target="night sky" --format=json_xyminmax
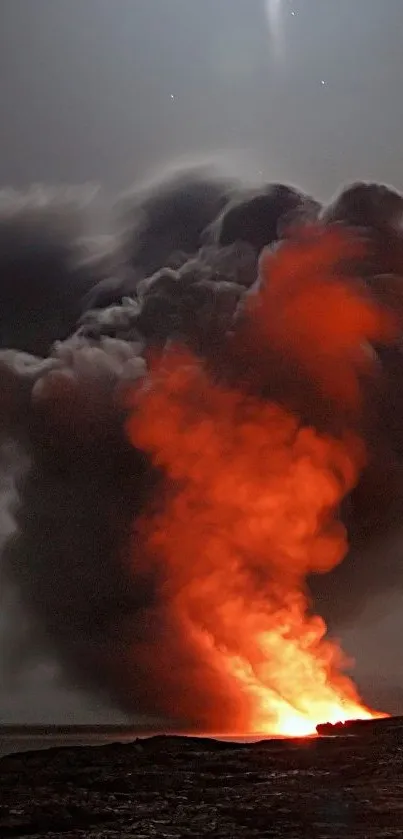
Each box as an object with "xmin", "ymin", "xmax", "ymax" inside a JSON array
[
  {"xmin": 1, "ymin": 0, "xmax": 403, "ymax": 723},
  {"xmin": 2, "ymin": 0, "xmax": 403, "ymax": 196}
]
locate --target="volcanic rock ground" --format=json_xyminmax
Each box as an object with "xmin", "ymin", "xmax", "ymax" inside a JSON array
[{"xmin": 1, "ymin": 724, "xmax": 403, "ymax": 838}]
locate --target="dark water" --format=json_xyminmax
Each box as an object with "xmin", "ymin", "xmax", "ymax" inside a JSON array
[{"xmin": 0, "ymin": 732, "xmax": 139, "ymax": 759}]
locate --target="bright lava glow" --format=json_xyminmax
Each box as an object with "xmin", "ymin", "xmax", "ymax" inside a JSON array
[{"xmin": 228, "ymin": 634, "xmax": 377, "ymax": 738}]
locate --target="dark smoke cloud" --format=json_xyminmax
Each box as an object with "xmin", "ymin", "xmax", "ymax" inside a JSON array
[
  {"xmin": 321, "ymin": 181, "xmax": 403, "ymax": 231},
  {"xmin": 306, "ymin": 181, "xmax": 403, "ymax": 628},
  {"xmin": 0, "ymin": 185, "xmax": 111, "ymax": 356},
  {"xmin": 213, "ymin": 183, "xmax": 321, "ymax": 251},
  {"xmin": 0, "ymin": 341, "xmax": 164, "ymax": 719},
  {"xmin": 83, "ymin": 165, "xmax": 241, "ymax": 314},
  {"xmin": 2, "ymin": 167, "xmax": 403, "ymax": 724}
]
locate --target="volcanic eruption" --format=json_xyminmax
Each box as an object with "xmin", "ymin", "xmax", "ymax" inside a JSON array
[
  {"xmin": 1, "ymin": 168, "xmax": 403, "ymax": 735},
  {"xmin": 125, "ymin": 225, "xmax": 394, "ymax": 736}
]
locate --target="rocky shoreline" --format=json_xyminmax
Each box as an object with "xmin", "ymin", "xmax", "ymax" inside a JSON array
[{"xmin": 1, "ymin": 729, "xmax": 403, "ymax": 837}]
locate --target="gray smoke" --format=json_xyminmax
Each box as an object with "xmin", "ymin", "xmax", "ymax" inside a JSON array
[{"xmin": 0, "ymin": 185, "xmax": 112, "ymax": 357}]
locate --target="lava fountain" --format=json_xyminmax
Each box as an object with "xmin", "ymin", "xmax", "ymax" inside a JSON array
[{"xmin": 126, "ymin": 226, "xmax": 394, "ymax": 737}]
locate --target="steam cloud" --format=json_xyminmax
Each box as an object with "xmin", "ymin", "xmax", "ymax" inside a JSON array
[{"xmin": 1, "ymin": 164, "xmax": 403, "ymax": 727}]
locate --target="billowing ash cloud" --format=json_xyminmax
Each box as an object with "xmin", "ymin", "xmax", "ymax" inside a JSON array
[
  {"xmin": 0, "ymin": 185, "xmax": 111, "ymax": 356},
  {"xmin": 83, "ymin": 165, "xmax": 242, "ymax": 313},
  {"xmin": 213, "ymin": 183, "xmax": 321, "ymax": 251},
  {"xmin": 1, "ymin": 165, "xmax": 403, "ymax": 726}
]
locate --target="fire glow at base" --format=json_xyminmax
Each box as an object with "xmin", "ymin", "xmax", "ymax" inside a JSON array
[
  {"xmin": 127, "ymin": 227, "xmax": 394, "ymax": 737},
  {"xmin": 227, "ymin": 626, "xmax": 376, "ymax": 737}
]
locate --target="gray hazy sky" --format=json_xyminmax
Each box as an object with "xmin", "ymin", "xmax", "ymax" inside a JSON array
[
  {"xmin": 1, "ymin": 0, "xmax": 403, "ymax": 723},
  {"xmin": 1, "ymin": 0, "xmax": 403, "ymax": 198}
]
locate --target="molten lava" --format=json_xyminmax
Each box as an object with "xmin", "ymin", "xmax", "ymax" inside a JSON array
[{"xmin": 126, "ymin": 225, "xmax": 394, "ymax": 737}]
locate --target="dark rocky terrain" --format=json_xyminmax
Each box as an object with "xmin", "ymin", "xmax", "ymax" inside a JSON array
[
  {"xmin": 1, "ymin": 727, "xmax": 403, "ymax": 838},
  {"xmin": 317, "ymin": 715, "xmax": 403, "ymax": 737}
]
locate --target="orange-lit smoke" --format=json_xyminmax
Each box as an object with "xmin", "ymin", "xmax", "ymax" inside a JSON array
[
  {"xmin": 126, "ymin": 225, "xmax": 395, "ymax": 736},
  {"xmin": 251, "ymin": 225, "xmax": 395, "ymax": 410}
]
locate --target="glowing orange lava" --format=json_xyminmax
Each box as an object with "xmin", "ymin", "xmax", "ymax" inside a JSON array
[{"xmin": 126, "ymin": 225, "xmax": 394, "ymax": 737}]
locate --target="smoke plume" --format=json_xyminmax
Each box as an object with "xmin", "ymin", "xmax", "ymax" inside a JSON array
[{"xmin": 1, "ymin": 167, "xmax": 403, "ymax": 730}]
